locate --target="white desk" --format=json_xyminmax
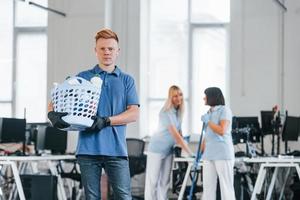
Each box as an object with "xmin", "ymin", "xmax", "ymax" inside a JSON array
[
  {"xmin": 0, "ymin": 160, "xmax": 25, "ymax": 200},
  {"xmin": 174, "ymin": 156, "xmax": 300, "ymax": 200},
  {"xmin": 0, "ymin": 155, "xmax": 76, "ymax": 200},
  {"xmin": 173, "ymin": 157, "xmax": 201, "ymax": 200},
  {"xmin": 243, "ymin": 157, "xmax": 300, "ymax": 200}
]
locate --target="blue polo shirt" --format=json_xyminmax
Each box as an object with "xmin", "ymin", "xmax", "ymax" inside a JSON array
[
  {"xmin": 75, "ymin": 65, "xmax": 139, "ymax": 157},
  {"xmin": 202, "ymin": 105, "xmax": 235, "ymax": 160},
  {"xmin": 148, "ymin": 107, "xmax": 182, "ymax": 156}
]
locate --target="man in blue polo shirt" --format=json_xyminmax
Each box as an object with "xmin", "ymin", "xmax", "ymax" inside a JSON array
[{"xmin": 48, "ymin": 28, "xmax": 139, "ymax": 200}]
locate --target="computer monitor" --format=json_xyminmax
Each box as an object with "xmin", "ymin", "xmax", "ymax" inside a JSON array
[
  {"xmin": 231, "ymin": 128, "xmax": 248, "ymax": 145},
  {"xmin": 26, "ymin": 122, "xmax": 50, "ymax": 144},
  {"xmin": 0, "ymin": 118, "xmax": 26, "ymax": 143},
  {"xmin": 232, "ymin": 116, "xmax": 261, "ymax": 143},
  {"xmin": 261, "ymin": 111, "xmax": 274, "ymax": 135},
  {"xmin": 35, "ymin": 126, "xmax": 67, "ymax": 154},
  {"xmin": 282, "ymin": 116, "xmax": 300, "ymax": 141}
]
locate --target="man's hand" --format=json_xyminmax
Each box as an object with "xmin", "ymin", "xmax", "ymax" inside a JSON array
[
  {"xmin": 47, "ymin": 111, "xmax": 70, "ymax": 129},
  {"xmin": 201, "ymin": 113, "xmax": 210, "ymax": 124},
  {"xmin": 84, "ymin": 116, "xmax": 111, "ymax": 133}
]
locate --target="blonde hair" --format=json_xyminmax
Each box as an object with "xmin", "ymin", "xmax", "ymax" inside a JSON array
[
  {"xmin": 95, "ymin": 28, "xmax": 119, "ymax": 43},
  {"xmin": 162, "ymin": 85, "xmax": 184, "ymax": 121}
]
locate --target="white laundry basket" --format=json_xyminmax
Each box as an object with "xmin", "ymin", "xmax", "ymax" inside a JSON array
[{"xmin": 51, "ymin": 76, "xmax": 101, "ymax": 131}]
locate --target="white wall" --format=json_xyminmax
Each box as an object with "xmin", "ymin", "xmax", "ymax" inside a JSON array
[
  {"xmin": 284, "ymin": 1, "xmax": 300, "ymax": 115},
  {"xmin": 231, "ymin": 0, "xmax": 300, "ymax": 115},
  {"xmin": 47, "ymin": 0, "xmax": 106, "ymax": 86},
  {"xmin": 47, "ymin": 0, "xmax": 107, "ymax": 149},
  {"xmin": 230, "ymin": 0, "xmax": 300, "ymax": 152}
]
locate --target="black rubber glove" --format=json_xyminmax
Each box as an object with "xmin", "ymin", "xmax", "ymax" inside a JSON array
[
  {"xmin": 47, "ymin": 111, "xmax": 70, "ymax": 129},
  {"xmin": 85, "ymin": 116, "xmax": 111, "ymax": 133}
]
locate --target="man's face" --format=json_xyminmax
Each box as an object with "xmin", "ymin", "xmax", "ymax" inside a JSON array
[{"xmin": 95, "ymin": 38, "xmax": 120, "ymax": 67}]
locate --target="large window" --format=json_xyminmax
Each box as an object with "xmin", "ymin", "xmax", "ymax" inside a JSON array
[
  {"xmin": 0, "ymin": 0, "xmax": 14, "ymax": 117},
  {"xmin": 0, "ymin": 0, "xmax": 47, "ymax": 122},
  {"xmin": 191, "ymin": 27, "xmax": 228, "ymax": 134},
  {"xmin": 141, "ymin": 0, "xmax": 230, "ymax": 137}
]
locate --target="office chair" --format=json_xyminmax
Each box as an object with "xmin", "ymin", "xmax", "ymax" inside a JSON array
[
  {"xmin": 56, "ymin": 160, "xmax": 83, "ymax": 200},
  {"xmin": 126, "ymin": 138, "xmax": 147, "ymax": 199}
]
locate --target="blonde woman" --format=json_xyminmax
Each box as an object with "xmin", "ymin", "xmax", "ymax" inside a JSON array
[{"xmin": 145, "ymin": 85, "xmax": 194, "ymax": 200}]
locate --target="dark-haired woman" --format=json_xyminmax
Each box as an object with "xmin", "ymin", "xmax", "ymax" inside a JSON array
[{"xmin": 200, "ymin": 87, "xmax": 236, "ymax": 200}]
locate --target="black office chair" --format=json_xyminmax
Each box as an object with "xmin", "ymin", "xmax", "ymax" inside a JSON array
[
  {"xmin": 56, "ymin": 160, "xmax": 83, "ymax": 200},
  {"xmin": 126, "ymin": 138, "xmax": 147, "ymax": 200}
]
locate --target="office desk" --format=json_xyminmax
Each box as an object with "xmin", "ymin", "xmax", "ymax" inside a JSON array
[
  {"xmin": 0, "ymin": 155, "xmax": 76, "ymax": 200},
  {"xmin": 173, "ymin": 157, "xmax": 201, "ymax": 200},
  {"xmin": 0, "ymin": 160, "xmax": 25, "ymax": 200},
  {"xmin": 242, "ymin": 157, "xmax": 300, "ymax": 200},
  {"xmin": 174, "ymin": 156, "xmax": 300, "ymax": 200}
]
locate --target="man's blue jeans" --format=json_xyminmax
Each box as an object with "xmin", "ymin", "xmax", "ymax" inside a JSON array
[{"xmin": 77, "ymin": 155, "xmax": 132, "ymax": 200}]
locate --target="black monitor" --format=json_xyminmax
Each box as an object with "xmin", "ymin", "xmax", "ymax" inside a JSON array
[
  {"xmin": 282, "ymin": 116, "xmax": 300, "ymax": 141},
  {"xmin": 26, "ymin": 122, "xmax": 50, "ymax": 144},
  {"xmin": 231, "ymin": 128, "xmax": 248, "ymax": 145},
  {"xmin": 261, "ymin": 111, "xmax": 274, "ymax": 135},
  {"xmin": 0, "ymin": 118, "xmax": 26, "ymax": 143},
  {"xmin": 232, "ymin": 116, "xmax": 261, "ymax": 143},
  {"xmin": 35, "ymin": 126, "xmax": 67, "ymax": 154}
]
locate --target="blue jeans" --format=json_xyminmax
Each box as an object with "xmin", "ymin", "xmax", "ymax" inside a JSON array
[{"xmin": 77, "ymin": 155, "xmax": 132, "ymax": 200}]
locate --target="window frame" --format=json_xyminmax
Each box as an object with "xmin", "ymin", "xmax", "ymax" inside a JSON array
[
  {"xmin": 0, "ymin": 1, "xmax": 47, "ymax": 119},
  {"xmin": 188, "ymin": 23, "xmax": 230, "ymax": 134},
  {"xmin": 141, "ymin": 0, "xmax": 230, "ymax": 137}
]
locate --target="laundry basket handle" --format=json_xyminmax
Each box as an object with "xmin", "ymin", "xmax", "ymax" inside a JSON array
[{"xmin": 61, "ymin": 76, "xmax": 91, "ymax": 87}]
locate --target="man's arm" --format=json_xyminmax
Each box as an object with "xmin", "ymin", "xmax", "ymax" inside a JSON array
[
  {"xmin": 48, "ymin": 102, "xmax": 54, "ymax": 112},
  {"xmin": 109, "ymin": 105, "xmax": 139, "ymax": 125}
]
